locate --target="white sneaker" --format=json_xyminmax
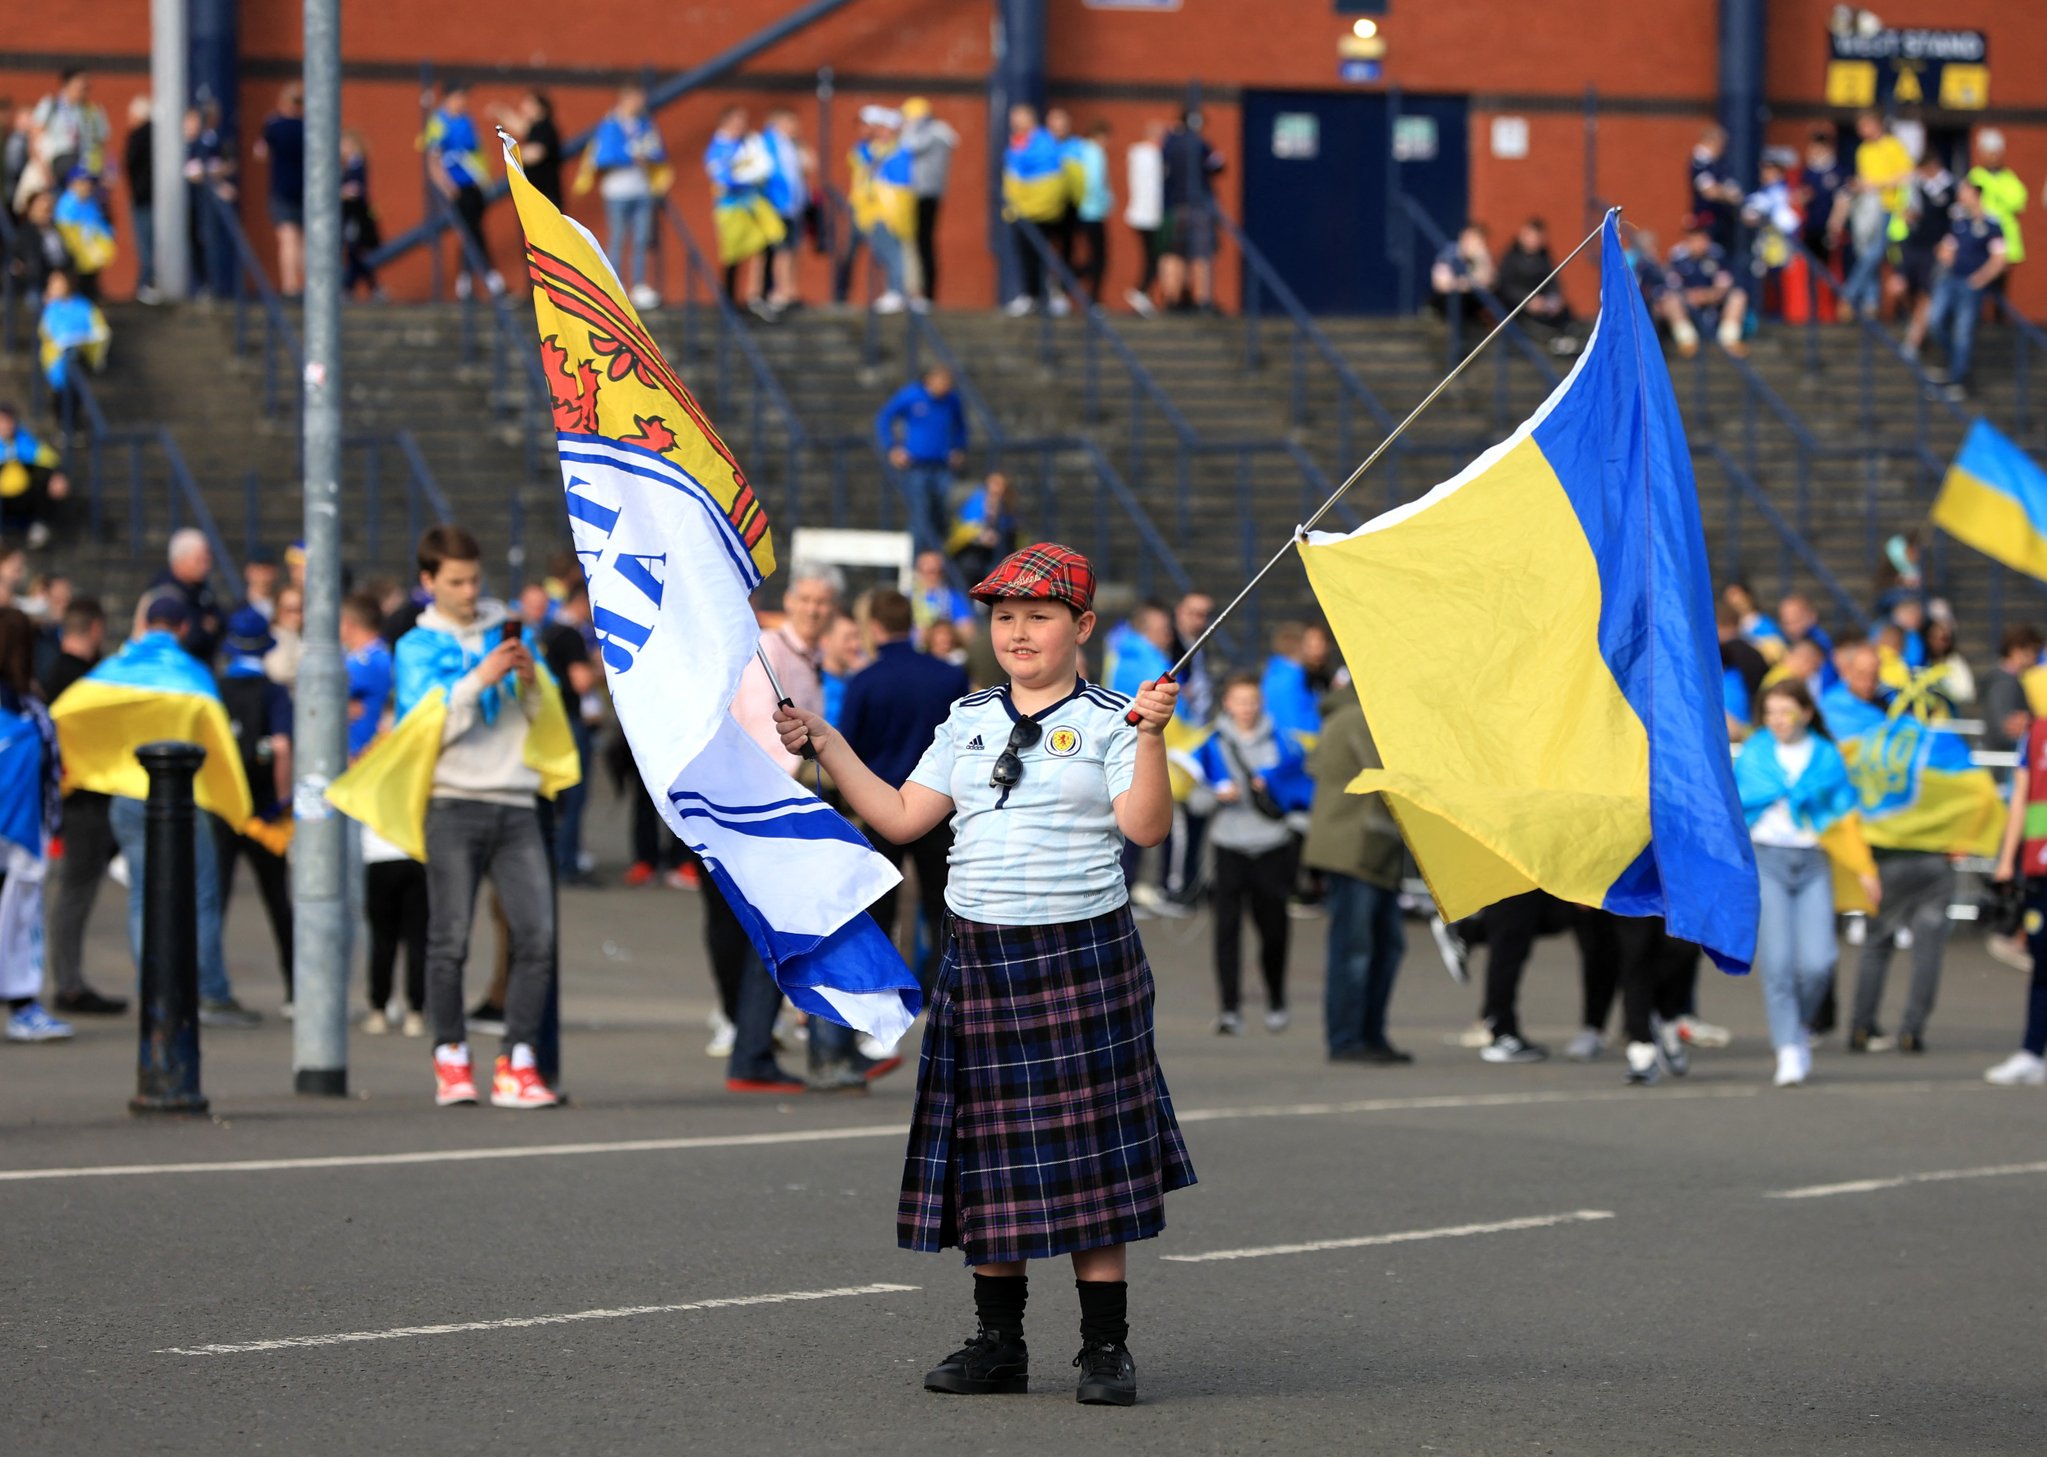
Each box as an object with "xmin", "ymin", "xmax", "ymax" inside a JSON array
[
  {"xmin": 872, "ymin": 290, "xmax": 906, "ymax": 315},
  {"xmin": 1125, "ymin": 288, "xmax": 1157, "ymax": 318},
  {"xmin": 109, "ymin": 854, "xmax": 130, "ymax": 889},
  {"xmin": 1449, "ymin": 1020, "xmax": 1494, "ymax": 1049},
  {"xmin": 401, "ymin": 1011, "xmax": 427, "ymax": 1038},
  {"xmin": 1047, "ymin": 294, "xmax": 1072, "ymax": 318},
  {"xmin": 455, "ymin": 272, "xmax": 474, "ymax": 300},
  {"xmin": 1428, "ymin": 915, "xmax": 1470, "ymax": 984},
  {"xmin": 1988, "ymin": 933, "xmax": 2033, "ymax": 972},
  {"xmin": 1562, "ymin": 1027, "xmax": 1605, "ymax": 1062},
  {"xmin": 1677, "ymin": 1014, "xmax": 1731, "ymax": 1049},
  {"xmin": 706, "ymin": 1010, "xmax": 736, "ymax": 1058},
  {"xmin": 908, "ymin": 295, "xmax": 931, "ymax": 313},
  {"xmin": 1624, "ymin": 1041, "xmax": 1661, "ymax": 1085},
  {"xmin": 485, "ymin": 270, "xmax": 507, "ymax": 297},
  {"xmin": 1984, "ymin": 1051, "xmax": 2047, "ymax": 1086},
  {"xmin": 362, "ymin": 1010, "xmax": 391, "ymax": 1036},
  {"xmin": 1264, "ymin": 1008, "xmax": 1291, "ymax": 1034},
  {"xmin": 1774, "ymin": 1046, "xmax": 1807, "ymax": 1087},
  {"xmin": 1215, "ymin": 1011, "xmax": 1244, "ymax": 1036},
  {"xmin": 1003, "ymin": 295, "xmax": 1037, "ymax": 317},
  {"xmin": 629, "ymin": 283, "xmax": 660, "ymax": 310}
]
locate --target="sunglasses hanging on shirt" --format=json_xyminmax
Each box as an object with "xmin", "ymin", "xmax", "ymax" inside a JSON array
[{"xmin": 989, "ymin": 717, "xmax": 1044, "ymax": 789}]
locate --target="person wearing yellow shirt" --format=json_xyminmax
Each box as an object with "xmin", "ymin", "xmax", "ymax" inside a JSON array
[
  {"xmin": 1844, "ymin": 112, "xmax": 1912, "ymax": 319},
  {"xmin": 1968, "ymin": 128, "xmax": 2027, "ymax": 284}
]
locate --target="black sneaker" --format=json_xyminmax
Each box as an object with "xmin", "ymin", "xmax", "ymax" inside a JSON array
[
  {"xmin": 1074, "ymin": 1340, "xmax": 1137, "ymax": 1406},
  {"xmin": 1479, "ymin": 1033, "xmax": 1547, "ymax": 1064},
  {"xmin": 1896, "ymin": 1031, "xmax": 1926, "ymax": 1054},
  {"xmin": 925, "ymin": 1328, "xmax": 1028, "ymax": 1395},
  {"xmin": 1361, "ymin": 1043, "xmax": 1415, "ymax": 1065},
  {"xmin": 467, "ymin": 1001, "xmax": 507, "ymax": 1037},
  {"xmin": 54, "ymin": 988, "xmax": 128, "ymax": 1016},
  {"xmin": 1847, "ymin": 1027, "xmax": 1877, "ymax": 1053}
]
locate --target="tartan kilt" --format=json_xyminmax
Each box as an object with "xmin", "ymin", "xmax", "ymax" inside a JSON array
[{"xmin": 898, "ymin": 904, "xmax": 1196, "ymax": 1265}]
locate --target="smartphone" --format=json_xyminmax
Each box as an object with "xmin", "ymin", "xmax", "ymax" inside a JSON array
[{"xmin": 500, "ymin": 621, "xmax": 523, "ymax": 646}]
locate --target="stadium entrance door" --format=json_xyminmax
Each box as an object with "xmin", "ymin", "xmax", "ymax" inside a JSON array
[{"xmin": 1240, "ymin": 90, "xmax": 1468, "ymax": 314}]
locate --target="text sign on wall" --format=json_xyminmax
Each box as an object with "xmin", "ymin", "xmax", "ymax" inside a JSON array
[
  {"xmin": 1272, "ymin": 114, "xmax": 1320, "ymax": 161},
  {"xmin": 1826, "ymin": 28, "xmax": 1988, "ymax": 110}
]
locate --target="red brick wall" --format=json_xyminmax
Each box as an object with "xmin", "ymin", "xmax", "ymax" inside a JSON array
[{"xmin": 6, "ymin": 0, "xmax": 2043, "ymax": 311}]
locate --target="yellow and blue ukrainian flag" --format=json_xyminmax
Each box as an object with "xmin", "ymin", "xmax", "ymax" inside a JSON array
[
  {"xmin": 1820, "ymin": 677, "xmax": 2003, "ymax": 856},
  {"xmin": 1298, "ymin": 211, "xmax": 1759, "ymax": 971},
  {"xmin": 1003, "ymin": 126, "xmax": 1068, "ymax": 224},
  {"xmin": 1931, "ymin": 418, "xmax": 2047, "ymax": 582},
  {"xmin": 50, "ymin": 631, "xmax": 251, "ymax": 826}
]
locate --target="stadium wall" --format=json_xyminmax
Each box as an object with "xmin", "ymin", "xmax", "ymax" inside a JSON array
[{"xmin": 4, "ymin": 0, "xmax": 2043, "ymax": 314}]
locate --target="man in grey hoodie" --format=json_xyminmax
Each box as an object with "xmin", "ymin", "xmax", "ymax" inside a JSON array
[{"xmin": 898, "ymin": 97, "xmax": 956, "ymax": 304}]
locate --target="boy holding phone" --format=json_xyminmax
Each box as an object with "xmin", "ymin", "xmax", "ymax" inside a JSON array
[{"xmin": 394, "ymin": 526, "xmax": 559, "ymax": 1109}]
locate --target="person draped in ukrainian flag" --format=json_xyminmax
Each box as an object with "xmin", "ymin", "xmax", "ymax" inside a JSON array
[
  {"xmin": 582, "ymin": 85, "xmax": 669, "ymax": 312},
  {"xmin": 865, "ymin": 111, "xmax": 916, "ymax": 313},
  {"xmin": 423, "ymin": 80, "xmax": 503, "ymax": 298},
  {"xmin": 703, "ymin": 104, "xmax": 785, "ymax": 306},
  {"xmin": 0, "ymin": 605, "xmax": 71, "ymax": 1043},
  {"xmin": 1001, "ymin": 104, "xmax": 1068, "ymax": 315},
  {"xmin": 1735, "ymin": 678, "xmax": 1879, "ymax": 1088},
  {"xmin": 50, "ymin": 594, "xmax": 261, "ymax": 1027},
  {"xmin": 53, "ymin": 166, "xmax": 116, "ymax": 296},
  {"xmin": 38, "ymin": 270, "xmax": 109, "ymax": 400},
  {"xmin": 327, "ymin": 525, "xmax": 578, "ymax": 1110}
]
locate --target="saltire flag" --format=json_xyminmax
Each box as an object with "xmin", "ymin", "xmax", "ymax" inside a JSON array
[
  {"xmin": 1820, "ymin": 678, "xmax": 2003, "ymax": 856},
  {"xmin": 324, "ymin": 678, "xmax": 582, "ymax": 863},
  {"xmin": 1931, "ymin": 418, "xmax": 2047, "ymax": 582},
  {"xmin": 50, "ymin": 631, "xmax": 251, "ymax": 828},
  {"xmin": 1297, "ymin": 211, "xmax": 1759, "ymax": 973},
  {"xmin": 500, "ymin": 138, "xmax": 918, "ymax": 1043}
]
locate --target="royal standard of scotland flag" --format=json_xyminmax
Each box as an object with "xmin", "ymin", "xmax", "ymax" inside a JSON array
[
  {"xmin": 1298, "ymin": 212, "xmax": 1758, "ymax": 973},
  {"xmin": 501, "ymin": 138, "xmax": 917, "ymax": 1043},
  {"xmin": 1931, "ymin": 418, "xmax": 2047, "ymax": 583}
]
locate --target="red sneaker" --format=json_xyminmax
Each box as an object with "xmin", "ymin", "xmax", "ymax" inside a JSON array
[
  {"xmin": 665, "ymin": 863, "xmax": 702, "ymax": 891},
  {"xmin": 434, "ymin": 1050, "xmax": 478, "ymax": 1107},
  {"xmin": 491, "ymin": 1055, "xmax": 560, "ymax": 1109},
  {"xmin": 622, "ymin": 861, "xmax": 656, "ymax": 888},
  {"xmin": 725, "ymin": 1075, "xmax": 806, "ymax": 1095}
]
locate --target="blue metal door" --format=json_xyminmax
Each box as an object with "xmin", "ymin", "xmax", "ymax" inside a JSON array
[{"xmin": 1240, "ymin": 89, "xmax": 1468, "ymax": 315}]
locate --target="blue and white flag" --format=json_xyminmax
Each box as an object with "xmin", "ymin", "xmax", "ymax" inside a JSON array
[{"xmin": 506, "ymin": 140, "xmax": 919, "ymax": 1043}]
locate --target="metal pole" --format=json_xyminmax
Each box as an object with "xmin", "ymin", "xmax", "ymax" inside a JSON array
[
  {"xmin": 1148, "ymin": 212, "xmax": 1613, "ymax": 697},
  {"xmin": 293, "ymin": 0, "xmax": 349, "ymax": 1097},
  {"xmin": 131, "ymin": 742, "xmax": 208, "ymax": 1115},
  {"xmin": 150, "ymin": 0, "xmax": 190, "ymax": 299}
]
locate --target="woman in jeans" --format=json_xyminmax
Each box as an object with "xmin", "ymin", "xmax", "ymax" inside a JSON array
[
  {"xmin": 1735, "ymin": 680, "xmax": 1880, "ymax": 1087},
  {"xmin": 1191, "ymin": 675, "xmax": 1313, "ymax": 1034}
]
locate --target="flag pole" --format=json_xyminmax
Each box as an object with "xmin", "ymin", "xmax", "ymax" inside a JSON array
[{"xmin": 1127, "ymin": 208, "xmax": 1617, "ymax": 724}]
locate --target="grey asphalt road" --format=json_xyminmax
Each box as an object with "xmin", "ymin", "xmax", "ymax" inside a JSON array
[{"xmin": 5, "ymin": 799, "xmax": 2045, "ymax": 1456}]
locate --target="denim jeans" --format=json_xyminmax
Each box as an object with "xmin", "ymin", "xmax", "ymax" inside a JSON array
[
  {"xmin": 1851, "ymin": 852, "xmax": 1954, "ymax": 1040},
  {"xmin": 1928, "ymin": 274, "xmax": 1984, "ymax": 384},
  {"xmin": 134, "ymin": 202, "xmax": 156, "ymax": 290},
  {"xmin": 605, "ymin": 194, "xmax": 654, "ymax": 290},
  {"xmin": 108, "ymin": 796, "xmax": 232, "ymax": 1004},
  {"xmin": 423, "ymin": 798, "xmax": 555, "ymax": 1052},
  {"xmin": 552, "ymin": 719, "xmax": 592, "ymax": 880},
  {"xmin": 1841, "ymin": 240, "xmax": 1885, "ymax": 317},
  {"xmin": 901, "ymin": 461, "xmax": 954, "ymax": 554},
  {"xmin": 868, "ymin": 222, "xmax": 906, "ymax": 295},
  {"xmin": 1754, "ymin": 844, "xmax": 1837, "ymax": 1051},
  {"xmin": 1323, "ymin": 873, "xmax": 1405, "ymax": 1055}
]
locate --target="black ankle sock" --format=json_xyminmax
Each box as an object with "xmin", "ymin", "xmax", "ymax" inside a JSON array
[
  {"xmin": 1076, "ymin": 1279, "xmax": 1128, "ymax": 1346},
  {"xmin": 7, "ymin": 997, "xmax": 33, "ymax": 1012},
  {"xmin": 973, "ymin": 1272, "xmax": 1028, "ymax": 1340}
]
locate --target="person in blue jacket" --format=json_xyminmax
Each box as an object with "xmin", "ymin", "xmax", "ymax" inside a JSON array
[
  {"xmin": 1191, "ymin": 674, "xmax": 1314, "ymax": 1034},
  {"xmin": 875, "ymin": 365, "xmax": 968, "ymax": 554}
]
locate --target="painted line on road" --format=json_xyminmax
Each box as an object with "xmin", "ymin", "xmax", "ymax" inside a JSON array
[
  {"xmin": 157, "ymin": 1282, "xmax": 921, "ymax": 1356},
  {"xmin": 1163, "ymin": 1209, "xmax": 1617, "ymax": 1263},
  {"xmin": 0, "ymin": 1080, "xmax": 1977, "ymax": 1185},
  {"xmin": 1765, "ymin": 1160, "xmax": 2047, "ymax": 1200}
]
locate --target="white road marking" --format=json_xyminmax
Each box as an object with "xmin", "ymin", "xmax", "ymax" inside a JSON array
[
  {"xmin": 1163, "ymin": 1209, "xmax": 1616, "ymax": 1263},
  {"xmin": 1765, "ymin": 1160, "xmax": 2047, "ymax": 1200},
  {"xmin": 157, "ymin": 1282, "xmax": 920, "ymax": 1356},
  {"xmin": 0, "ymin": 1080, "xmax": 1975, "ymax": 1185}
]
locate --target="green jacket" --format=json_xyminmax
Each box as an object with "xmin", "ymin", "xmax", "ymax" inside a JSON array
[
  {"xmin": 1299, "ymin": 689, "xmax": 1406, "ymax": 889},
  {"xmin": 1969, "ymin": 165, "xmax": 2027, "ymax": 265}
]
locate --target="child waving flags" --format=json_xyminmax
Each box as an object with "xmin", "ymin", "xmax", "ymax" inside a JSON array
[{"xmin": 774, "ymin": 543, "xmax": 1193, "ymax": 1408}]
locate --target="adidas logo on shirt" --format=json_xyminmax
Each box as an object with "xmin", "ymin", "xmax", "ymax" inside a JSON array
[{"xmin": 965, "ymin": 734, "xmax": 985, "ymax": 750}]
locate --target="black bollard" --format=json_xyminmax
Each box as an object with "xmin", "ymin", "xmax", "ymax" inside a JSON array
[{"xmin": 131, "ymin": 742, "xmax": 210, "ymax": 1116}]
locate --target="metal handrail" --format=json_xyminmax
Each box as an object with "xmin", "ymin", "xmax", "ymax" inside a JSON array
[
  {"xmin": 1397, "ymin": 195, "xmax": 1564, "ymax": 389},
  {"xmin": 1993, "ymin": 294, "xmax": 2047, "ymax": 438},
  {"xmin": 1703, "ymin": 443, "xmax": 1862, "ymax": 628},
  {"xmin": 63, "ymin": 368, "xmax": 241, "ymax": 594},
  {"xmin": 1784, "ymin": 233, "xmax": 1971, "ymax": 433},
  {"xmin": 432, "ymin": 195, "xmax": 553, "ymax": 478},
  {"xmin": 364, "ymin": 0, "xmax": 862, "ymax": 271},
  {"xmin": 201, "ymin": 186, "xmax": 307, "ymax": 425}
]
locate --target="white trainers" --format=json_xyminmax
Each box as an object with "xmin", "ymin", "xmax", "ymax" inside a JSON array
[
  {"xmin": 1125, "ymin": 288, "xmax": 1157, "ymax": 318},
  {"xmin": 1987, "ymin": 933, "xmax": 2032, "ymax": 972},
  {"xmin": 1215, "ymin": 1011, "xmax": 1244, "ymax": 1036},
  {"xmin": 628, "ymin": 283, "xmax": 660, "ymax": 310},
  {"xmin": 1264, "ymin": 1008, "xmax": 1291, "ymax": 1034},
  {"xmin": 706, "ymin": 1010, "xmax": 736, "ymax": 1059},
  {"xmin": 871, "ymin": 290, "xmax": 906, "ymax": 315},
  {"xmin": 1003, "ymin": 295, "xmax": 1037, "ymax": 317},
  {"xmin": 1774, "ymin": 1046, "xmax": 1807, "ymax": 1088},
  {"xmin": 1624, "ymin": 1040, "xmax": 1661, "ymax": 1085},
  {"xmin": 1047, "ymin": 294, "xmax": 1072, "ymax": 317},
  {"xmin": 401, "ymin": 1011, "xmax": 427, "ymax": 1038},
  {"xmin": 361, "ymin": 1009, "xmax": 391, "ymax": 1036},
  {"xmin": 1984, "ymin": 1051, "xmax": 2047, "ymax": 1086},
  {"xmin": 1563, "ymin": 1027, "xmax": 1605, "ymax": 1062}
]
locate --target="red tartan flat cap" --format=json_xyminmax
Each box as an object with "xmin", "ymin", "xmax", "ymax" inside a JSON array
[{"xmin": 969, "ymin": 542, "xmax": 1096, "ymax": 613}]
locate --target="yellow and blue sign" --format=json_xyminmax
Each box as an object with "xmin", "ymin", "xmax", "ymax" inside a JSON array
[{"xmin": 1299, "ymin": 212, "xmax": 1757, "ymax": 972}]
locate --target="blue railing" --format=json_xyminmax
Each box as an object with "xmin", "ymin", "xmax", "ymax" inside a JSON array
[
  {"xmin": 1397, "ymin": 195, "xmax": 1565, "ymax": 396},
  {"xmin": 59, "ymin": 369, "xmax": 240, "ymax": 596},
  {"xmin": 432, "ymin": 196, "xmax": 554, "ymax": 479},
  {"xmin": 1994, "ymin": 294, "xmax": 2047, "ymax": 440}
]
